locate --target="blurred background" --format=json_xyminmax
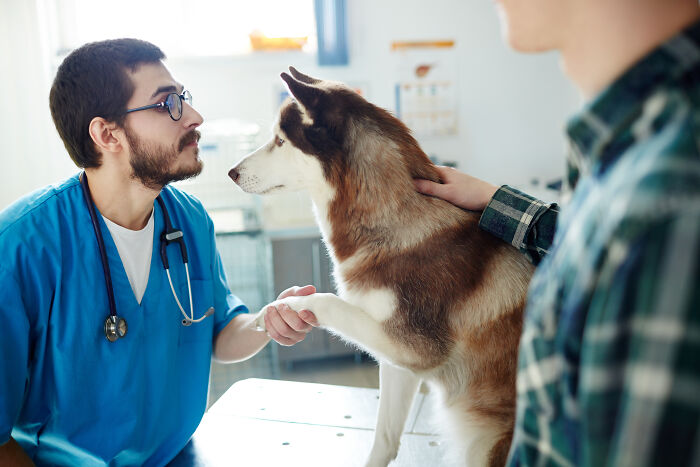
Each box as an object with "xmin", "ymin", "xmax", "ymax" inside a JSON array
[{"xmin": 0, "ymin": 0, "xmax": 579, "ymax": 407}]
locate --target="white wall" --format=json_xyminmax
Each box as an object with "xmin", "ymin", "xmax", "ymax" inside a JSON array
[
  {"xmin": 0, "ymin": 0, "xmax": 76, "ymax": 210},
  {"xmin": 0, "ymin": 0, "xmax": 580, "ymax": 212}
]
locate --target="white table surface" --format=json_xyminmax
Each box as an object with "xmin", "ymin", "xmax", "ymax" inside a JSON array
[{"xmin": 169, "ymin": 378, "xmax": 446, "ymax": 466}]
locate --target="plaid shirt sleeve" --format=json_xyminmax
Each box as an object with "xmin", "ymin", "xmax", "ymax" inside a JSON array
[
  {"xmin": 578, "ymin": 211, "xmax": 700, "ymax": 467},
  {"xmin": 478, "ymin": 185, "xmax": 560, "ymax": 264}
]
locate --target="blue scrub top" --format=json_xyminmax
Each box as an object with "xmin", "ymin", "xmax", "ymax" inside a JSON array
[{"xmin": 0, "ymin": 174, "xmax": 248, "ymax": 466}]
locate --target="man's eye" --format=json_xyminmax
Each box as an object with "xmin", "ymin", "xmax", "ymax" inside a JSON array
[
  {"xmin": 275, "ymin": 136, "xmax": 285, "ymax": 147},
  {"xmin": 155, "ymin": 103, "xmax": 169, "ymax": 112}
]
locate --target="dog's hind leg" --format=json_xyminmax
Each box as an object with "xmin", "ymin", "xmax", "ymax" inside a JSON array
[{"xmin": 365, "ymin": 362, "xmax": 421, "ymax": 467}]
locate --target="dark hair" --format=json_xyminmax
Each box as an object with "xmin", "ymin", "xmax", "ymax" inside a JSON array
[{"xmin": 49, "ymin": 38, "xmax": 165, "ymax": 168}]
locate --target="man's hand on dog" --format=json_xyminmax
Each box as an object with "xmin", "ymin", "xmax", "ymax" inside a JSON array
[
  {"xmin": 263, "ymin": 285, "xmax": 320, "ymax": 346},
  {"xmin": 414, "ymin": 166, "xmax": 499, "ymax": 212}
]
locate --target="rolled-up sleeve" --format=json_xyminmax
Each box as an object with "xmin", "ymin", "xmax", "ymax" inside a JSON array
[{"xmin": 478, "ymin": 185, "xmax": 560, "ymax": 264}]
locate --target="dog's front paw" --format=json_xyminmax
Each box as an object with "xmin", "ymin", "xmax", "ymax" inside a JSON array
[
  {"xmin": 254, "ymin": 293, "xmax": 327, "ymax": 332},
  {"xmin": 276, "ymin": 295, "xmax": 316, "ymax": 313},
  {"xmin": 254, "ymin": 308, "xmax": 268, "ymax": 331}
]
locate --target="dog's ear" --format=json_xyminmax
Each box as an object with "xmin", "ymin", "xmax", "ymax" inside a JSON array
[
  {"xmin": 288, "ymin": 66, "xmax": 321, "ymax": 85},
  {"xmin": 281, "ymin": 72, "xmax": 322, "ymax": 111}
]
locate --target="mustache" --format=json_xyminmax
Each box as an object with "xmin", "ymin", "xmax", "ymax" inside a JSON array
[{"xmin": 178, "ymin": 130, "xmax": 201, "ymax": 152}]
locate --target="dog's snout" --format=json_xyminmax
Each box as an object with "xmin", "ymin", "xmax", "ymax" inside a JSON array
[{"xmin": 228, "ymin": 167, "xmax": 240, "ymax": 183}]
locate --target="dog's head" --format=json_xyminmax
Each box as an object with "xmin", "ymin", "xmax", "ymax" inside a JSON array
[{"xmin": 229, "ymin": 67, "xmax": 439, "ymax": 198}]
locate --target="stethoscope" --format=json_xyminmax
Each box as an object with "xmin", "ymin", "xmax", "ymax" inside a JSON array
[{"xmin": 80, "ymin": 172, "xmax": 213, "ymax": 342}]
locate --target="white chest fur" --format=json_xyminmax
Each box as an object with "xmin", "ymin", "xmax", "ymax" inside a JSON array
[
  {"xmin": 338, "ymin": 286, "xmax": 397, "ymax": 323},
  {"xmin": 311, "ymin": 196, "xmax": 397, "ymax": 324}
]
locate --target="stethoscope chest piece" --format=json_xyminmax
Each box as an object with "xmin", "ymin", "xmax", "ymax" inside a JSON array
[
  {"xmin": 181, "ymin": 307, "xmax": 214, "ymax": 327},
  {"xmin": 104, "ymin": 315, "xmax": 128, "ymax": 342}
]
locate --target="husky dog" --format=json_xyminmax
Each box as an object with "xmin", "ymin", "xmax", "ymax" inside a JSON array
[{"xmin": 229, "ymin": 68, "xmax": 533, "ymax": 467}]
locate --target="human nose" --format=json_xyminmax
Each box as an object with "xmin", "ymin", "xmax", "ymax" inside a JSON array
[{"xmin": 180, "ymin": 99, "xmax": 203, "ymax": 128}]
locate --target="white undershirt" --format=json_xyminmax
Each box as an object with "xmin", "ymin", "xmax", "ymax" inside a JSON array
[{"xmin": 102, "ymin": 209, "xmax": 155, "ymax": 304}]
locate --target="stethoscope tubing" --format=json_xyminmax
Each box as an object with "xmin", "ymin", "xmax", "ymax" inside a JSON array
[
  {"xmin": 165, "ymin": 263, "xmax": 211, "ymax": 324},
  {"xmin": 80, "ymin": 173, "xmax": 118, "ymax": 320},
  {"xmin": 155, "ymin": 195, "xmax": 211, "ymax": 324}
]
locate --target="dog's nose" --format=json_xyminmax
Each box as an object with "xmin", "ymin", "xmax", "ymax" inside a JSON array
[{"xmin": 228, "ymin": 167, "xmax": 240, "ymax": 183}]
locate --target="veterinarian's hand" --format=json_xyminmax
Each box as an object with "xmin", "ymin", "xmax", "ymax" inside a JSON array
[
  {"xmin": 264, "ymin": 285, "xmax": 320, "ymax": 346},
  {"xmin": 414, "ymin": 166, "xmax": 499, "ymax": 212}
]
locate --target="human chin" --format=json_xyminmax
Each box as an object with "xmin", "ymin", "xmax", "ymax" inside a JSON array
[
  {"xmin": 497, "ymin": 12, "xmax": 531, "ymax": 52},
  {"xmin": 496, "ymin": 3, "xmax": 561, "ymax": 53},
  {"xmin": 176, "ymin": 142, "xmax": 204, "ymax": 176},
  {"xmin": 173, "ymin": 153, "xmax": 204, "ymax": 181},
  {"xmin": 127, "ymin": 134, "xmax": 202, "ymax": 189},
  {"xmin": 130, "ymin": 150, "xmax": 203, "ymax": 189},
  {"xmin": 181, "ymin": 143, "xmax": 202, "ymax": 163}
]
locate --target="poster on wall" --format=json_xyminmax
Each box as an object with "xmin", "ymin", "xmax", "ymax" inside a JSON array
[{"xmin": 392, "ymin": 40, "xmax": 458, "ymax": 138}]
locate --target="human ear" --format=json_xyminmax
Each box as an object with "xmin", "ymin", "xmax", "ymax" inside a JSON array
[{"xmin": 88, "ymin": 117, "xmax": 124, "ymax": 154}]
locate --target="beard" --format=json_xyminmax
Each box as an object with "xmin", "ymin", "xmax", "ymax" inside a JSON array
[{"xmin": 125, "ymin": 127, "xmax": 203, "ymax": 191}]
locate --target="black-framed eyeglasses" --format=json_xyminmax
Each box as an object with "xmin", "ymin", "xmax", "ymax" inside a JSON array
[{"xmin": 124, "ymin": 90, "xmax": 193, "ymax": 121}]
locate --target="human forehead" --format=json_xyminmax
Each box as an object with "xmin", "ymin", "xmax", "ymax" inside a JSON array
[{"xmin": 126, "ymin": 61, "xmax": 183, "ymax": 106}]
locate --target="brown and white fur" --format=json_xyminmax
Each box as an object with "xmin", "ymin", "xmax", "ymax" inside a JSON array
[{"xmin": 229, "ymin": 68, "xmax": 534, "ymax": 467}]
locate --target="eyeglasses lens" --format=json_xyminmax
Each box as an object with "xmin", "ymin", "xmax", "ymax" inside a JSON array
[{"xmin": 166, "ymin": 93, "xmax": 182, "ymax": 120}]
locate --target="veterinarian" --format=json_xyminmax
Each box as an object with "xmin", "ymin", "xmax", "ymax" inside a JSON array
[
  {"xmin": 0, "ymin": 38, "xmax": 318, "ymax": 465},
  {"xmin": 415, "ymin": 1, "xmax": 700, "ymax": 465}
]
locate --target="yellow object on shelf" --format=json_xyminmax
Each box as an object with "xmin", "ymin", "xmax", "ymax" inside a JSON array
[
  {"xmin": 249, "ymin": 33, "xmax": 308, "ymax": 51},
  {"xmin": 391, "ymin": 40, "xmax": 455, "ymax": 51}
]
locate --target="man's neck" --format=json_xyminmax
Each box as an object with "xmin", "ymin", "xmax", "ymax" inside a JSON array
[
  {"xmin": 84, "ymin": 167, "xmax": 160, "ymax": 231},
  {"xmin": 560, "ymin": 1, "xmax": 700, "ymax": 100}
]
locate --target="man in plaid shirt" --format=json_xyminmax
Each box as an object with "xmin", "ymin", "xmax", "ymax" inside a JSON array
[{"xmin": 416, "ymin": 1, "xmax": 700, "ymax": 465}]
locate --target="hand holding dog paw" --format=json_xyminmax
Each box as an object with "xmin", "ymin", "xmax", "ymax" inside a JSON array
[{"xmin": 260, "ymin": 285, "xmax": 320, "ymax": 346}]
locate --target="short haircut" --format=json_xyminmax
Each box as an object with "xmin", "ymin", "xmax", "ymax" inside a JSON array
[{"xmin": 49, "ymin": 38, "xmax": 165, "ymax": 168}]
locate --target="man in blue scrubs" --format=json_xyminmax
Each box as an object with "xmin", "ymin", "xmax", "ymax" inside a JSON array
[{"xmin": 0, "ymin": 38, "xmax": 318, "ymax": 465}]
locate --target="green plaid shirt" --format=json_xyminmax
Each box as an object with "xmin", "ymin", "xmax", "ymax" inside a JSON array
[{"xmin": 479, "ymin": 21, "xmax": 700, "ymax": 467}]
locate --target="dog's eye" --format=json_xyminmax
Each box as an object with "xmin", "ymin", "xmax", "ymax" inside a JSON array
[{"xmin": 275, "ymin": 136, "xmax": 285, "ymax": 147}]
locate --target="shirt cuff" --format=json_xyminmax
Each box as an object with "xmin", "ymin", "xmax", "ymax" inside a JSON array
[{"xmin": 478, "ymin": 185, "xmax": 549, "ymax": 250}]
